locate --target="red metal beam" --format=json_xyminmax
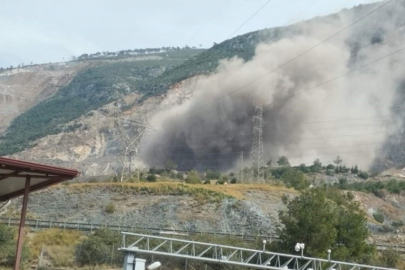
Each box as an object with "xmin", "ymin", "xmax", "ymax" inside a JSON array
[
  {"xmin": 14, "ymin": 176, "xmax": 30, "ymax": 270},
  {"xmin": 0, "ymin": 157, "xmax": 79, "ymax": 177}
]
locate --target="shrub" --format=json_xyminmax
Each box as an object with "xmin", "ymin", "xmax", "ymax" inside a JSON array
[
  {"xmin": 147, "ymin": 174, "xmax": 157, "ymax": 182},
  {"xmin": 297, "ymin": 163, "xmax": 311, "ymax": 173},
  {"xmin": 104, "ymin": 203, "xmax": 115, "ymax": 214},
  {"xmin": 230, "ymin": 177, "xmax": 238, "ymax": 184},
  {"xmin": 205, "ymin": 170, "xmax": 221, "ymax": 180},
  {"xmin": 346, "ymin": 191, "xmax": 354, "ymax": 200},
  {"xmin": 391, "ymin": 220, "xmax": 404, "ymax": 228},
  {"xmin": 280, "ymin": 168, "xmax": 309, "ymax": 190},
  {"xmin": 30, "ymin": 229, "xmax": 82, "ymax": 257},
  {"xmin": 373, "ymin": 211, "xmax": 385, "ymax": 223},
  {"xmin": 326, "ymin": 164, "xmax": 335, "ymax": 170},
  {"xmin": 0, "ymin": 225, "xmax": 30, "ymax": 267},
  {"xmin": 380, "ymin": 249, "xmax": 400, "ymax": 267},
  {"xmin": 358, "ymin": 171, "xmax": 369, "ymax": 180},
  {"xmin": 75, "ymin": 229, "xmax": 123, "ymax": 266},
  {"xmin": 185, "ymin": 170, "xmax": 201, "ymax": 184}
]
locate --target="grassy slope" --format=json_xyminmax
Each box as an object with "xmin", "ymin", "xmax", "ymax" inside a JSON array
[{"xmin": 61, "ymin": 181, "xmax": 294, "ymax": 202}]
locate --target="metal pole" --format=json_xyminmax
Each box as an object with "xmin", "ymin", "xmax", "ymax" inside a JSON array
[
  {"xmin": 14, "ymin": 175, "xmax": 31, "ymax": 270},
  {"xmin": 129, "ymin": 151, "xmax": 132, "ymax": 175}
]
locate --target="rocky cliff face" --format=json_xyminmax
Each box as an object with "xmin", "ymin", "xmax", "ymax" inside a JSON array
[
  {"xmin": 8, "ymin": 75, "xmax": 198, "ymax": 176},
  {"xmin": 0, "ymin": 62, "xmax": 87, "ymax": 133}
]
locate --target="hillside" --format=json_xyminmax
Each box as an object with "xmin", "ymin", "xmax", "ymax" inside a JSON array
[
  {"xmin": 0, "ymin": 49, "xmax": 204, "ymax": 155},
  {"xmin": 2, "ymin": 180, "xmax": 405, "ymax": 246},
  {"xmin": 1, "ymin": 1, "xmax": 405, "ymax": 173},
  {"xmin": 3, "ymin": 182, "xmax": 292, "ymax": 235}
]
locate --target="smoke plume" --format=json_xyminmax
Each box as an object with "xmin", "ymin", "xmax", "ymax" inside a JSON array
[{"xmin": 140, "ymin": 1, "xmax": 405, "ymax": 171}]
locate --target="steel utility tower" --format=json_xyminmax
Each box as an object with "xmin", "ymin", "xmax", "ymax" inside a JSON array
[
  {"xmin": 114, "ymin": 103, "xmax": 153, "ymax": 182},
  {"xmin": 239, "ymin": 151, "xmax": 244, "ymax": 182},
  {"xmin": 249, "ymin": 106, "xmax": 264, "ymax": 183}
]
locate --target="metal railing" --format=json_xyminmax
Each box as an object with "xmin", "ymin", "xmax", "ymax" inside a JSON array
[
  {"xmin": 0, "ymin": 217, "xmax": 274, "ymax": 242},
  {"xmin": 120, "ymin": 232, "xmax": 397, "ymax": 270},
  {"xmin": 2, "ymin": 217, "xmax": 403, "ymax": 254}
]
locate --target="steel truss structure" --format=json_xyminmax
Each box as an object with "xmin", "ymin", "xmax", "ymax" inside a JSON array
[
  {"xmin": 120, "ymin": 232, "xmax": 396, "ymax": 270},
  {"xmin": 249, "ymin": 106, "xmax": 265, "ymax": 183}
]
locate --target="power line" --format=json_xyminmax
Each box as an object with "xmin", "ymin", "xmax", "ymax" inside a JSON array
[
  {"xmin": 227, "ymin": 0, "xmax": 274, "ymax": 39},
  {"xmin": 141, "ymin": 142, "xmax": 382, "ymax": 157},
  {"xmin": 143, "ymin": 121, "xmax": 395, "ymax": 140},
  {"xmin": 149, "ymin": 0, "xmax": 395, "ymax": 127},
  {"xmin": 185, "ymin": 0, "xmax": 229, "ymax": 45},
  {"xmin": 146, "ymin": 147, "xmax": 383, "ymax": 170},
  {"xmin": 139, "ymin": 138, "xmax": 386, "ymax": 151},
  {"xmin": 283, "ymin": 0, "xmax": 322, "ymax": 26}
]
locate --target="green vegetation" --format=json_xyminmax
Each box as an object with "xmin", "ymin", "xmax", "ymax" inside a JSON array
[
  {"xmin": 75, "ymin": 229, "xmax": 123, "ymax": 266},
  {"xmin": 373, "ymin": 211, "xmax": 385, "ymax": 223},
  {"xmin": 0, "ymin": 225, "xmax": 30, "ymax": 267},
  {"xmin": 379, "ymin": 248, "xmax": 401, "ymax": 267},
  {"xmin": 0, "ymin": 49, "xmax": 203, "ymax": 155},
  {"xmin": 30, "ymin": 229, "xmax": 82, "ymax": 267},
  {"xmin": 280, "ymin": 168, "xmax": 309, "ymax": 190},
  {"xmin": 336, "ymin": 178, "xmax": 405, "ymax": 195},
  {"xmin": 104, "ymin": 202, "xmax": 116, "ymax": 214},
  {"xmin": 275, "ymin": 188, "xmax": 374, "ymax": 262},
  {"xmin": 146, "ymin": 174, "xmax": 157, "ymax": 182},
  {"xmin": 0, "ymin": 26, "xmax": 291, "ymax": 155},
  {"xmin": 185, "ymin": 170, "xmax": 202, "ymax": 184}
]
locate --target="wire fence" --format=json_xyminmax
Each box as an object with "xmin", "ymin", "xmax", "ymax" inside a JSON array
[
  {"xmin": 2, "ymin": 217, "xmax": 404, "ymax": 254},
  {"xmin": 0, "ymin": 217, "xmax": 275, "ymax": 242}
]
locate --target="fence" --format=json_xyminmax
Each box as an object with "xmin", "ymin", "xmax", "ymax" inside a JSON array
[
  {"xmin": 0, "ymin": 217, "xmax": 276, "ymax": 242},
  {"xmin": 2, "ymin": 217, "xmax": 404, "ymax": 253}
]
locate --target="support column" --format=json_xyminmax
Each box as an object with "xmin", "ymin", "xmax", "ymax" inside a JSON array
[{"xmin": 14, "ymin": 176, "xmax": 30, "ymax": 270}]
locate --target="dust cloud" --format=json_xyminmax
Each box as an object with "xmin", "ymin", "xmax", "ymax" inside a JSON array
[{"xmin": 140, "ymin": 1, "xmax": 405, "ymax": 171}]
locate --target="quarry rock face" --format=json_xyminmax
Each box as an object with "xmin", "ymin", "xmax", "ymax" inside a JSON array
[{"xmin": 0, "ymin": 63, "xmax": 86, "ymax": 133}]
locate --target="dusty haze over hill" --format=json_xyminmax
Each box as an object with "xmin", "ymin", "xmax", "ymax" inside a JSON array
[
  {"xmin": 141, "ymin": 1, "xmax": 405, "ymax": 171},
  {"xmin": 1, "ymin": 0, "xmax": 381, "ymax": 67}
]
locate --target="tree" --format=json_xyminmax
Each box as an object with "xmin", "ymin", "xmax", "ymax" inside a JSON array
[
  {"xmin": 75, "ymin": 229, "xmax": 122, "ymax": 266},
  {"xmin": 0, "ymin": 225, "xmax": 30, "ymax": 267},
  {"xmin": 311, "ymin": 158, "xmax": 322, "ymax": 173},
  {"xmin": 281, "ymin": 168, "xmax": 309, "ymax": 190},
  {"xmin": 276, "ymin": 188, "xmax": 373, "ymax": 262},
  {"xmin": 277, "ymin": 156, "xmax": 290, "ymax": 167},
  {"xmin": 147, "ymin": 174, "xmax": 157, "ymax": 182},
  {"xmin": 165, "ymin": 159, "xmax": 177, "ymax": 171},
  {"xmin": 205, "ymin": 169, "xmax": 221, "ymax": 180},
  {"xmin": 185, "ymin": 170, "xmax": 201, "ymax": 184},
  {"xmin": 334, "ymin": 156, "xmax": 343, "ymax": 166}
]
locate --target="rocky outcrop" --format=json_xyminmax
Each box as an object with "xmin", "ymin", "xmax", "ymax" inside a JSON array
[{"xmin": 0, "ymin": 62, "xmax": 87, "ymax": 133}]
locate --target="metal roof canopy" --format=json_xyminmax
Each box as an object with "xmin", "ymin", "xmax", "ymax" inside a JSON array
[{"xmin": 0, "ymin": 156, "xmax": 79, "ymax": 270}]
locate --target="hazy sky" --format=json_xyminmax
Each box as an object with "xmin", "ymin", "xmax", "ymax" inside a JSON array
[{"xmin": 1, "ymin": 0, "xmax": 381, "ymax": 67}]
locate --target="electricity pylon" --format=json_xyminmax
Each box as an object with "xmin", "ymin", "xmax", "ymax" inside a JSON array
[
  {"xmin": 114, "ymin": 102, "xmax": 153, "ymax": 182},
  {"xmin": 239, "ymin": 151, "xmax": 244, "ymax": 182},
  {"xmin": 249, "ymin": 106, "xmax": 265, "ymax": 183}
]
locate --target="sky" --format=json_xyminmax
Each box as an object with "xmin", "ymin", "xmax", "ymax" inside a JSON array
[{"xmin": 1, "ymin": 0, "xmax": 381, "ymax": 68}]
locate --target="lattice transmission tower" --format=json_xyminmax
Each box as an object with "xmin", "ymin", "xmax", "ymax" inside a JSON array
[
  {"xmin": 114, "ymin": 102, "xmax": 153, "ymax": 182},
  {"xmin": 249, "ymin": 106, "xmax": 265, "ymax": 183}
]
